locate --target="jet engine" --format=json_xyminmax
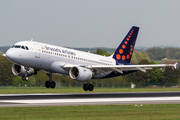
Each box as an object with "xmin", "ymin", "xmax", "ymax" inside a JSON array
[
  {"xmin": 12, "ymin": 64, "xmax": 37, "ymax": 77},
  {"xmin": 69, "ymin": 66, "xmax": 92, "ymax": 81}
]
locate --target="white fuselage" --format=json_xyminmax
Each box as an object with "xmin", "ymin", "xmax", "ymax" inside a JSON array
[{"xmin": 6, "ymin": 41, "xmax": 116, "ymax": 78}]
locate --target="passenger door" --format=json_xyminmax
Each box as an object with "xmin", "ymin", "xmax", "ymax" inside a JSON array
[{"xmin": 34, "ymin": 43, "xmax": 40, "ymax": 58}]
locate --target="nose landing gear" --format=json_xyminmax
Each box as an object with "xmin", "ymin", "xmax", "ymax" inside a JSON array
[{"xmin": 22, "ymin": 77, "xmax": 28, "ymax": 81}]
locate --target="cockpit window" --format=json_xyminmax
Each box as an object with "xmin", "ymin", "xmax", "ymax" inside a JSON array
[
  {"xmin": 14, "ymin": 45, "xmax": 21, "ymax": 48},
  {"xmin": 25, "ymin": 46, "xmax": 29, "ymax": 50},
  {"xmin": 21, "ymin": 46, "xmax": 25, "ymax": 49},
  {"xmin": 13, "ymin": 45, "xmax": 29, "ymax": 50}
]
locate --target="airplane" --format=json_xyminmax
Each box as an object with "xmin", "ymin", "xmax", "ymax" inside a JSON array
[{"xmin": 4, "ymin": 26, "xmax": 174, "ymax": 91}]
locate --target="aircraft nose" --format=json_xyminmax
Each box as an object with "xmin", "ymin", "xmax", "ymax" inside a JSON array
[{"xmin": 6, "ymin": 48, "xmax": 17, "ymax": 62}]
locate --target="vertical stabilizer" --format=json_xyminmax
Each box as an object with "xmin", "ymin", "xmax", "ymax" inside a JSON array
[{"xmin": 113, "ymin": 26, "xmax": 139, "ymax": 63}]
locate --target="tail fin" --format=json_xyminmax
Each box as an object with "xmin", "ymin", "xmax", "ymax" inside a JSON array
[{"xmin": 113, "ymin": 26, "xmax": 139, "ymax": 63}]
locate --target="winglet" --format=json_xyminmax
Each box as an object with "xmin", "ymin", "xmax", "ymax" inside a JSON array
[
  {"xmin": 173, "ymin": 62, "xmax": 178, "ymax": 69},
  {"xmin": 165, "ymin": 62, "xmax": 178, "ymax": 69}
]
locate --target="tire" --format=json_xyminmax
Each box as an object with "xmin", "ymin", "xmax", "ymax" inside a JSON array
[
  {"xmin": 88, "ymin": 84, "xmax": 94, "ymax": 91},
  {"xmin": 22, "ymin": 77, "xmax": 28, "ymax": 81},
  {"xmin": 50, "ymin": 81, "xmax": 56, "ymax": 88},
  {"xmin": 45, "ymin": 81, "xmax": 50, "ymax": 88},
  {"xmin": 83, "ymin": 84, "xmax": 88, "ymax": 91},
  {"xmin": 22, "ymin": 77, "xmax": 26, "ymax": 81},
  {"xmin": 25, "ymin": 77, "xmax": 29, "ymax": 81}
]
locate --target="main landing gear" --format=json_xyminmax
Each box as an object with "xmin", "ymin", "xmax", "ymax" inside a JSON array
[
  {"xmin": 45, "ymin": 73, "xmax": 56, "ymax": 88},
  {"xmin": 83, "ymin": 83, "xmax": 94, "ymax": 91}
]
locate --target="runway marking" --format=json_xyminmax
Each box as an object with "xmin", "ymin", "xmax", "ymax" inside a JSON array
[{"xmin": 1, "ymin": 97, "xmax": 180, "ymax": 104}]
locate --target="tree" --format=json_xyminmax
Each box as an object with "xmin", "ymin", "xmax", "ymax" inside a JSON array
[
  {"xmin": 0, "ymin": 56, "xmax": 15, "ymax": 84},
  {"xmin": 148, "ymin": 68, "xmax": 163, "ymax": 83},
  {"xmin": 93, "ymin": 48, "xmax": 111, "ymax": 56},
  {"xmin": 12, "ymin": 77, "xmax": 30, "ymax": 86},
  {"xmin": 146, "ymin": 47, "xmax": 180, "ymax": 60},
  {"xmin": 131, "ymin": 51, "xmax": 150, "ymax": 64},
  {"xmin": 127, "ymin": 59, "xmax": 150, "ymax": 85},
  {"xmin": 162, "ymin": 67, "xmax": 179, "ymax": 86}
]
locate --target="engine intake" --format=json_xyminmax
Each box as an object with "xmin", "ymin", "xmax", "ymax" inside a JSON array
[
  {"xmin": 12, "ymin": 64, "xmax": 37, "ymax": 77},
  {"xmin": 69, "ymin": 66, "xmax": 92, "ymax": 81}
]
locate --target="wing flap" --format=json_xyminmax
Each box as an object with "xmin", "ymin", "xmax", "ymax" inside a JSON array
[
  {"xmin": 87, "ymin": 64, "xmax": 174, "ymax": 74},
  {"xmin": 136, "ymin": 67, "xmax": 146, "ymax": 73},
  {"xmin": 111, "ymin": 68, "xmax": 123, "ymax": 74}
]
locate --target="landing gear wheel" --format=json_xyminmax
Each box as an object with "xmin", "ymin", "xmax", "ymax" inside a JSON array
[
  {"xmin": 83, "ymin": 84, "xmax": 88, "ymax": 91},
  {"xmin": 22, "ymin": 77, "xmax": 28, "ymax": 81},
  {"xmin": 22, "ymin": 77, "xmax": 26, "ymax": 81},
  {"xmin": 83, "ymin": 84, "xmax": 94, "ymax": 91},
  {"xmin": 45, "ymin": 73, "xmax": 56, "ymax": 89},
  {"xmin": 50, "ymin": 81, "xmax": 56, "ymax": 88},
  {"xmin": 25, "ymin": 77, "xmax": 29, "ymax": 81},
  {"xmin": 45, "ymin": 81, "xmax": 50, "ymax": 88},
  {"xmin": 88, "ymin": 84, "xmax": 94, "ymax": 91}
]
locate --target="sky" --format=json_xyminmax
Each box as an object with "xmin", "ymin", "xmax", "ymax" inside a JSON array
[{"xmin": 1, "ymin": 0, "xmax": 180, "ymax": 48}]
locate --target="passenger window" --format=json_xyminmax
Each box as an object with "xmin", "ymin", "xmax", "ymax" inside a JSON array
[
  {"xmin": 21, "ymin": 46, "xmax": 25, "ymax": 49},
  {"xmin": 25, "ymin": 46, "xmax": 29, "ymax": 50}
]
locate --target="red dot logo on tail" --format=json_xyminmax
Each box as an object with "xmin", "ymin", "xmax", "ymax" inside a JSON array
[
  {"xmin": 122, "ymin": 45, "xmax": 126, "ymax": 49},
  {"xmin": 130, "ymin": 52, "xmax": 132, "ymax": 55},
  {"xmin": 122, "ymin": 55, "xmax": 126, "ymax": 60},
  {"xmin": 127, "ymin": 55, "xmax": 130, "ymax": 59},
  {"xmin": 119, "ymin": 49, "xmax": 123, "ymax": 54},
  {"xmin": 112, "ymin": 26, "xmax": 139, "ymax": 63},
  {"xmin": 116, "ymin": 54, "xmax": 121, "ymax": 59}
]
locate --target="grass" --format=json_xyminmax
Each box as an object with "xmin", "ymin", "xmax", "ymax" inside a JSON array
[
  {"xmin": 0, "ymin": 87, "xmax": 180, "ymax": 94},
  {"xmin": 0, "ymin": 104, "xmax": 180, "ymax": 120},
  {"xmin": 151, "ymin": 60, "xmax": 165, "ymax": 64}
]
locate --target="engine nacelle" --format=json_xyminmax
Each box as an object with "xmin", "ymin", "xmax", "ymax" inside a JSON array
[
  {"xmin": 69, "ymin": 66, "xmax": 92, "ymax": 81},
  {"xmin": 12, "ymin": 64, "xmax": 37, "ymax": 77}
]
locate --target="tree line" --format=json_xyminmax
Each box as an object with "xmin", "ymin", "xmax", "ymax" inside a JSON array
[
  {"xmin": 125, "ymin": 59, "xmax": 180, "ymax": 86},
  {"xmin": 146, "ymin": 47, "xmax": 180, "ymax": 60}
]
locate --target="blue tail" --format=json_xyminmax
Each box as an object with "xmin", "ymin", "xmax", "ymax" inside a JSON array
[{"xmin": 113, "ymin": 26, "xmax": 139, "ymax": 63}]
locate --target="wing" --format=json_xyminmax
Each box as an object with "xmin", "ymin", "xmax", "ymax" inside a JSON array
[{"xmin": 63, "ymin": 64, "xmax": 176, "ymax": 75}]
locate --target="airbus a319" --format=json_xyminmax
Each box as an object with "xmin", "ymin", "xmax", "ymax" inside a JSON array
[{"xmin": 4, "ymin": 26, "xmax": 173, "ymax": 91}]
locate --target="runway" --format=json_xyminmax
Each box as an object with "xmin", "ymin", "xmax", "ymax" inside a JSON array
[{"xmin": 0, "ymin": 91, "xmax": 180, "ymax": 107}]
